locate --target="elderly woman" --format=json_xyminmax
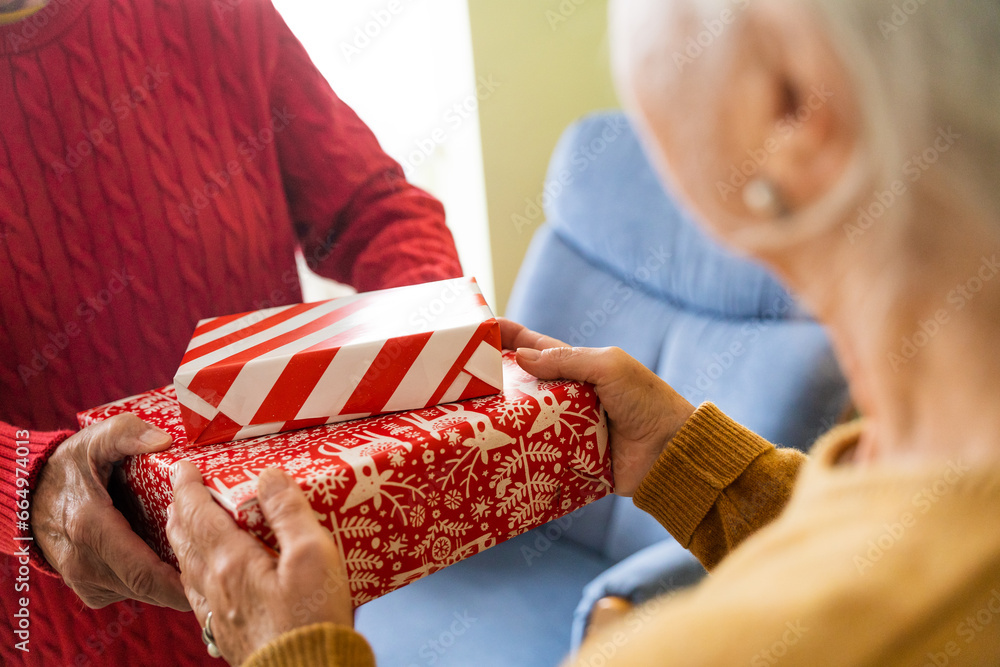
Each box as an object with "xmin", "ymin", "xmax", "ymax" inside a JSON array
[{"xmin": 166, "ymin": 0, "xmax": 1000, "ymax": 664}]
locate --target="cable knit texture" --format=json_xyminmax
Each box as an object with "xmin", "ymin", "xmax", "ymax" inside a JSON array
[
  {"xmin": 633, "ymin": 402, "xmax": 807, "ymax": 569},
  {"xmin": 0, "ymin": 0, "xmax": 461, "ymax": 663}
]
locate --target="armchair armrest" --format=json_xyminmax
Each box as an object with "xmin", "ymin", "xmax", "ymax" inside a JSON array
[{"xmin": 570, "ymin": 538, "xmax": 706, "ymax": 651}]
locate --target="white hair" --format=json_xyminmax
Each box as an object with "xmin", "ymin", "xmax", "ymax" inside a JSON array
[
  {"xmin": 611, "ymin": 0, "xmax": 1000, "ymax": 247},
  {"xmin": 809, "ymin": 0, "xmax": 1000, "ymax": 213}
]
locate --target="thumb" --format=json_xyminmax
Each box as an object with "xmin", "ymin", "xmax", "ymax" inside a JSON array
[
  {"xmin": 89, "ymin": 413, "xmax": 172, "ymax": 469},
  {"xmin": 257, "ymin": 469, "xmax": 326, "ymax": 556},
  {"xmin": 515, "ymin": 345, "xmax": 629, "ymax": 387}
]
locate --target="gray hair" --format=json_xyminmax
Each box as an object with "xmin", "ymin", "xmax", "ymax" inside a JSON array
[
  {"xmin": 812, "ymin": 0, "xmax": 1000, "ymax": 217},
  {"xmin": 611, "ymin": 0, "xmax": 1000, "ymax": 245}
]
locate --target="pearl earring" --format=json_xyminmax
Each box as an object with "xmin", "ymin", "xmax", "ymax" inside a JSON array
[{"xmin": 743, "ymin": 179, "xmax": 787, "ymax": 218}]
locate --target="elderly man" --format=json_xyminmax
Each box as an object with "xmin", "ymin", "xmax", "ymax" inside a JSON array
[
  {"xmin": 0, "ymin": 0, "xmax": 461, "ymax": 664},
  {"xmin": 166, "ymin": 0, "xmax": 1000, "ymax": 664}
]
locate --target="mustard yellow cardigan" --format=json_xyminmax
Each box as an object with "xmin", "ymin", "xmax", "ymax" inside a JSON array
[{"xmin": 245, "ymin": 404, "xmax": 1000, "ymax": 666}]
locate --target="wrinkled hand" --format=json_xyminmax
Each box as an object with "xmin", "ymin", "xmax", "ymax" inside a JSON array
[
  {"xmin": 166, "ymin": 464, "xmax": 352, "ymax": 666},
  {"xmin": 499, "ymin": 319, "xmax": 695, "ymax": 496},
  {"xmin": 31, "ymin": 413, "xmax": 189, "ymax": 610}
]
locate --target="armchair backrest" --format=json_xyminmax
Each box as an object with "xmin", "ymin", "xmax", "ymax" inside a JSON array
[{"xmin": 506, "ymin": 112, "xmax": 849, "ymax": 562}]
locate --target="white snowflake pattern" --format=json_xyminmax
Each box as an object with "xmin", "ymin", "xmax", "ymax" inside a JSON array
[
  {"xmin": 305, "ymin": 469, "xmax": 349, "ymax": 506},
  {"xmin": 495, "ymin": 400, "xmax": 532, "ymax": 428},
  {"xmin": 387, "ymin": 423, "xmax": 416, "ymax": 436},
  {"xmin": 411, "ymin": 505, "xmax": 425, "ymax": 527},
  {"xmin": 444, "ymin": 489, "xmax": 462, "ymax": 511},
  {"xmin": 283, "ymin": 456, "xmax": 315, "ymax": 474}
]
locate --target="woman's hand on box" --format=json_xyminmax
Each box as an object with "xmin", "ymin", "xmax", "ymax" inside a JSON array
[
  {"xmin": 507, "ymin": 322, "xmax": 696, "ymax": 497},
  {"xmin": 166, "ymin": 464, "xmax": 353, "ymax": 666},
  {"xmin": 31, "ymin": 413, "xmax": 190, "ymax": 610}
]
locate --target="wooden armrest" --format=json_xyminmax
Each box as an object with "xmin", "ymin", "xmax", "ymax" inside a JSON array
[{"xmin": 585, "ymin": 596, "xmax": 635, "ymax": 640}]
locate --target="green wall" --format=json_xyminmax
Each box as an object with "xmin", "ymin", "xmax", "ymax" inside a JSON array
[{"xmin": 468, "ymin": 0, "xmax": 619, "ymax": 314}]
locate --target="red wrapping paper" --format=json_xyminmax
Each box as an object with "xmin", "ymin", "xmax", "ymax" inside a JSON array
[
  {"xmin": 173, "ymin": 278, "xmax": 502, "ymax": 446},
  {"xmin": 80, "ymin": 353, "xmax": 612, "ymax": 605}
]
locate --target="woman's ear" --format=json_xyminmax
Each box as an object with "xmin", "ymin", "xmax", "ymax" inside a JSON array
[
  {"xmin": 736, "ymin": 4, "xmax": 861, "ymax": 219},
  {"xmin": 620, "ymin": 0, "xmax": 862, "ymax": 243}
]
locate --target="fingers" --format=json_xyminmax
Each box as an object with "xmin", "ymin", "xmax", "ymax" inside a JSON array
[
  {"xmin": 515, "ymin": 345, "xmax": 634, "ymax": 387},
  {"xmin": 498, "ymin": 318, "xmax": 568, "ymax": 352},
  {"xmin": 183, "ymin": 582, "xmax": 210, "ymax": 626},
  {"xmin": 88, "ymin": 413, "xmax": 172, "ymax": 470},
  {"xmin": 167, "ymin": 463, "xmax": 257, "ymax": 568},
  {"xmin": 256, "ymin": 469, "xmax": 335, "ymax": 569},
  {"xmin": 89, "ymin": 508, "xmax": 191, "ymax": 611},
  {"xmin": 257, "ymin": 468, "xmax": 354, "ymax": 628}
]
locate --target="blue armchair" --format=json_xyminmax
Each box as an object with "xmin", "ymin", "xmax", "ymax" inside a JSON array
[{"xmin": 355, "ymin": 111, "xmax": 848, "ymax": 666}]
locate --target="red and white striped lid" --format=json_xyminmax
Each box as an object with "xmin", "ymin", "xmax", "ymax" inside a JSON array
[{"xmin": 173, "ymin": 278, "xmax": 502, "ymax": 445}]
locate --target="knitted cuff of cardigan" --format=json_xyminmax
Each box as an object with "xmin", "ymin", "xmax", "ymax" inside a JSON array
[
  {"xmin": 632, "ymin": 403, "xmax": 776, "ymax": 550},
  {"xmin": 0, "ymin": 422, "xmax": 73, "ymax": 575},
  {"xmin": 242, "ymin": 624, "xmax": 376, "ymax": 667}
]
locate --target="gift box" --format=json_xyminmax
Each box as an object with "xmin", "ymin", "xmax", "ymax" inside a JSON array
[
  {"xmin": 174, "ymin": 278, "xmax": 502, "ymax": 446},
  {"xmin": 81, "ymin": 353, "xmax": 613, "ymax": 605}
]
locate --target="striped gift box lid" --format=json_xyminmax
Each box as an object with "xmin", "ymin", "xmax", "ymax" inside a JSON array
[{"xmin": 174, "ymin": 278, "xmax": 502, "ymax": 445}]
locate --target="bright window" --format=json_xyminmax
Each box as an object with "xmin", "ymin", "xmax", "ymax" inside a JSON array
[{"xmin": 272, "ymin": 0, "xmax": 495, "ymax": 306}]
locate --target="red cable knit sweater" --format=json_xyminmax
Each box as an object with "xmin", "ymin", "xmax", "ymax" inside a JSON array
[{"xmin": 0, "ymin": 0, "xmax": 462, "ymax": 663}]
